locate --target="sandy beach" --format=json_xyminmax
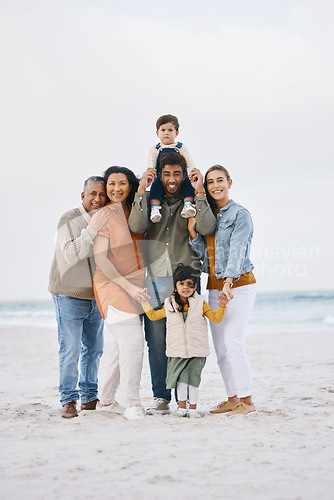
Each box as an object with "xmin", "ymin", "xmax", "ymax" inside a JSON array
[{"xmin": 1, "ymin": 323, "xmax": 333, "ymax": 500}]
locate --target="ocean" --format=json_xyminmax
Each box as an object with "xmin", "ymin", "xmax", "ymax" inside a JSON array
[{"xmin": 0, "ymin": 291, "xmax": 333, "ymax": 335}]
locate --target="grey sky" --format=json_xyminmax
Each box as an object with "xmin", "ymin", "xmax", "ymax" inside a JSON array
[{"xmin": 0, "ymin": 0, "xmax": 333, "ymax": 299}]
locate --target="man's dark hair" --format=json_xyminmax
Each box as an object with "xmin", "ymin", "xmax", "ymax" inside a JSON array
[
  {"xmin": 159, "ymin": 152, "xmax": 187, "ymax": 175},
  {"xmin": 83, "ymin": 176, "xmax": 105, "ymax": 192},
  {"xmin": 103, "ymin": 166, "xmax": 139, "ymax": 205},
  {"xmin": 156, "ymin": 114, "xmax": 180, "ymax": 131}
]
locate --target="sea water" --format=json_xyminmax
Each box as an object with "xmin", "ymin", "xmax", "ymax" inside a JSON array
[{"xmin": 0, "ymin": 291, "xmax": 333, "ymax": 335}]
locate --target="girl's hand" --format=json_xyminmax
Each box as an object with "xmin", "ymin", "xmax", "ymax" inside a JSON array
[
  {"xmin": 188, "ymin": 217, "xmax": 197, "ymax": 239},
  {"xmin": 218, "ymin": 292, "xmax": 230, "ymax": 308},
  {"xmin": 137, "ymin": 168, "xmax": 156, "ymax": 194},
  {"xmin": 222, "ymin": 282, "xmax": 234, "ymax": 301},
  {"xmin": 189, "ymin": 168, "xmax": 204, "ymax": 193}
]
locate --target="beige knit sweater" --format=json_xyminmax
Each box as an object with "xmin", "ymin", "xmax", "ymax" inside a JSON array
[{"xmin": 48, "ymin": 204, "xmax": 98, "ymax": 300}]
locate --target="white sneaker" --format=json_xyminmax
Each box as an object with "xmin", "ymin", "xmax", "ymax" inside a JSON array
[
  {"xmin": 150, "ymin": 205, "xmax": 162, "ymax": 223},
  {"xmin": 123, "ymin": 404, "xmax": 146, "ymax": 420},
  {"xmin": 180, "ymin": 202, "xmax": 196, "ymax": 218},
  {"xmin": 97, "ymin": 400, "xmax": 124, "ymax": 414},
  {"xmin": 188, "ymin": 409, "xmax": 202, "ymax": 418},
  {"xmin": 172, "ymin": 408, "xmax": 188, "ymax": 417}
]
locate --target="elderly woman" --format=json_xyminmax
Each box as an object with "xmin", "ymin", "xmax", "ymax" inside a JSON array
[
  {"xmin": 188, "ymin": 165, "xmax": 256, "ymax": 416},
  {"xmin": 93, "ymin": 166, "xmax": 150, "ymax": 421}
]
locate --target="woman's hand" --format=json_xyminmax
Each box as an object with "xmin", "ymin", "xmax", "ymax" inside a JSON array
[
  {"xmin": 218, "ymin": 292, "xmax": 230, "ymax": 308},
  {"xmin": 189, "ymin": 168, "xmax": 205, "ymax": 193},
  {"xmin": 90, "ymin": 210, "xmax": 109, "ymax": 232},
  {"xmin": 137, "ymin": 168, "xmax": 156, "ymax": 194},
  {"xmin": 127, "ymin": 285, "xmax": 151, "ymax": 303},
  {"xmin": 222, "ymin": 282, "xmax": 234, "ymax": 301},
  {"xmin": 188, "ymin": 217, "xmax": 197, "ymax": 240}
]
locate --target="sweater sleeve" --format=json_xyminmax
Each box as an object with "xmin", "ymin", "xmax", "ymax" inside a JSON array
[
  {"xmin": 203, "ymin": 301, "xmax": 226, "ymax": 323},
  {"xmin": 141, "ymin": 302, "xmax": 166, "ymax": 321},
  {"xmin": 57, "ymin": 214, "xmax": 97, "ymax": 265},
  {"xmin": 147, "ymin": 146, "xmax": 159, "ymax": 170},
  {"xmin": 180, "ymin": 143, "xmax": 196, "ymax": 170}
]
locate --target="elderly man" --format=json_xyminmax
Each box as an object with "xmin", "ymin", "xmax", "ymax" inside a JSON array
[
  {"xmin": 128, "ymin": 152, "xmax": 216, "ymax": 414},
  {"xmin": 49, "ymin": 176, "xmax": 109, "ymax": 418}
]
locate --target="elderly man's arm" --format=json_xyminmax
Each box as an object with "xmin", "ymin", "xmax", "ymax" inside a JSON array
[{"xmin": 58, "ymin": 210, "xmax": 109, "ymax": 265}]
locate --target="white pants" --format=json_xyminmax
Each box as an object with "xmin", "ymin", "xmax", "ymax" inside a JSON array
[
  {"xmin": 209, "ymin": 284, "xmax": 256, "ymax": 398},
  {"xmin": 99, "ymin": 305, "xmax": 144, "ymax": 407},
  {"xmin": 177, "ymin": 382, "xmax": 199, "ymax": 405}
]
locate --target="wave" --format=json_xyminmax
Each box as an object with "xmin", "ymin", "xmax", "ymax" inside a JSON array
[
  {"xmin": 323, "ymin": 315, "xmax": 334, "ymax": 325},
  {"xmin": 0, "ymin": 310, "xmax": 54, "ymax": 317},
  {"xmin": 293, "ymin": 293, "xmax": 334, "ymax": 300}
]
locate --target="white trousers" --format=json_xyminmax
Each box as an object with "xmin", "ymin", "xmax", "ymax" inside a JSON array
[
  {"xmin": 208, "ymin": 284, "xmax": 256, "ymax": 399},
  {"xmin": 99, "ymin": 305, "xmax": 144, "ymax": 407}
]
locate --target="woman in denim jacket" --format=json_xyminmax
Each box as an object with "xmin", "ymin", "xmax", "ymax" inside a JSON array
[{"xmin": 188, "ymin": 164, "xmax": 256, "ymax": 416}]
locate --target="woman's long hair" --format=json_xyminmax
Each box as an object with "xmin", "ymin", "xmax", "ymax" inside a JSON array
[
  {"xmin": 103, "ymin": 166, "xmax": 139, "ymax": 205},
  {"xmin": 170, "ymin": 264, "xmax": 200, "ymax": 313},
  {"xmin": 204, "ymin": 164, "xmax": 231, "ymax": 212}
]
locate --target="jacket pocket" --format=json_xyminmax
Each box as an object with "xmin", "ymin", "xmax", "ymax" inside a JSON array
[{"xmin": 217, "ymin": 219, "xmax": 234, "ymax": 241}]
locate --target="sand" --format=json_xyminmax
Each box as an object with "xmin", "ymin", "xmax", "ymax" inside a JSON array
[{"xmin": 1, "ymin": 323, "xmax": 333, "ymax": 500}]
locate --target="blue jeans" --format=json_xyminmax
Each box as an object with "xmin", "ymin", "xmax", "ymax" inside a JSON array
[{"xmin": 52, "ymin": 294, "xmax": 104, "ymax": 405}]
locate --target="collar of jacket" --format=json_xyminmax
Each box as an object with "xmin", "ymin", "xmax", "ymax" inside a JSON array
[
  {"xmin": 162, "ymin": 194, "xmax": 182, "ymax": 206},
  {"xmin": 218, "ymin": 199, "xmax": 235, "ymax": 213}
]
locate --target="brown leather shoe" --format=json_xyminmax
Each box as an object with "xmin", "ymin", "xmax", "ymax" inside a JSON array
[
  {"xmin": 81, "ymin": 399, "xmax": 99, "ymax": 411},
  {"xmin": 62, "ymin": 401, "xmax": 78, "ymax": 419}
]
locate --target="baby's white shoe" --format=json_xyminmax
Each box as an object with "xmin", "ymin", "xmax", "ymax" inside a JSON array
[
  {"xmin": 181, "ymin": 202, "xmax": 196, "ymax": 218},
  {"xmin": 150, "ymin": 205, "xmax": 162, "ymax": 223}
]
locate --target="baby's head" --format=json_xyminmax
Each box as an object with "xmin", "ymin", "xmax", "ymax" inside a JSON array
[{"xmin": 156, "ymin": 114, "xmax": 180, "ymax": 145}]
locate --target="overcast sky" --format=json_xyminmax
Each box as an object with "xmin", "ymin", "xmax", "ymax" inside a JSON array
[{"xmin": 0, "ymin": 0, "xmax": 333, "ymax": 300}]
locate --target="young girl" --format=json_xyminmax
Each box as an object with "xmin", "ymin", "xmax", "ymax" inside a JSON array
[{"xmin": 140, "ymin": 264, "xmax": 228, "ymax": 418}]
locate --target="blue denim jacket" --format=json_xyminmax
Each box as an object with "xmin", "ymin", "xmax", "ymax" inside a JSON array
[{"xmin": 189, "ymin": 199, "xmax": 254, "ymax": 281}]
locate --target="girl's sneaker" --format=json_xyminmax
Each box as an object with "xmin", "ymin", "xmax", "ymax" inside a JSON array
[
  {"xmin": 172, "ymin": 407, "xmax": 188, "ymax": 417},
  {"xmin": 188, "ymin": 409, "xmax": 202, "ymax": 418}
]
